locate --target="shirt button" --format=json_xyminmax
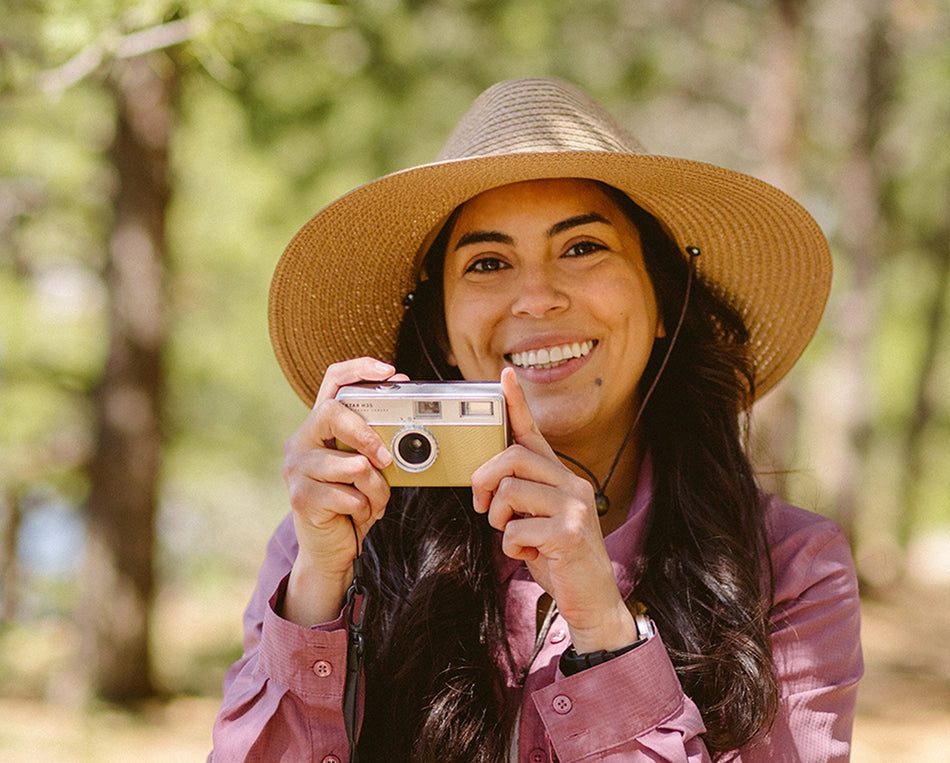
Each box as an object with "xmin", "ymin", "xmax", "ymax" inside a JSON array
[
  {"xmin": 529, "ymin": 749, "xmax": 547, "ymax": 763},
  {"xmin": 312, "ymin": 659, "xmax": 333, "ymax": 677},
  {"xmin": 549, "ymin": 629, "xmax": 566, "ymax": 644},
  {"xmin": 320, "ymin": 756, "xmax": 341, "ymax": 763},
  {"xmin": 552, "ymin": 694, "xmax": 573, "ymax": 714}
]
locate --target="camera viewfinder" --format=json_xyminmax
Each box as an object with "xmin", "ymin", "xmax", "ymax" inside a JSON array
[
  {"xmin": 414, "ymin": 400, "xmax": 441, "ymax": 418},
  {"xmin": 461, "ymin": 400, "xmax": 494, "ymax": 417}
]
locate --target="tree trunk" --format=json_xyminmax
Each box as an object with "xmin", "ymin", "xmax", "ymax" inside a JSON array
[
  {"xmin": 897, "ymin": 223, "xmax": 950, "ymax": 547},
  {"xmin": 1, "ymin": 488, "xmax": 22, "ymax": 624},
  {"xmin": 749, "ymin": 0, "xmax": 806, "ymax": 499},
  {"xmin": 829, "ymin": 2, "xmax": 895, "ymax": 551},
  {"xmin": 80, "ymin": 53, "xmax": 176, "ymax": 703}
]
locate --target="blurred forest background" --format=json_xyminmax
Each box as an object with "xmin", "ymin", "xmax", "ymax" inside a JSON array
[{"xmin": 1, "ymin": 0, "xmax": 948, "ymax": 760}]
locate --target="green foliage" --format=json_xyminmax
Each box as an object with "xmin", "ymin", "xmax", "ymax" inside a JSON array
[{"xmin": 2, "ymin": 0, "xmax": 950, "ymax": 688}]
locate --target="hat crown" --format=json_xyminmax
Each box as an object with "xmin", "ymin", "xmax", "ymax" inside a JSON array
[{"xmin": 435, "ymin": 77, "xmax": 648, "ymax": 161}]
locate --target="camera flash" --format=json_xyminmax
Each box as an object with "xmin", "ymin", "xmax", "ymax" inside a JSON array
[{"xmin": 461, "ymin": 400, "xmax": 494, "ymax": 417}]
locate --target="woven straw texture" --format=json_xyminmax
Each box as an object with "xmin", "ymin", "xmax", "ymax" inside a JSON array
[{"xmin": 269, "ymin": 78, "xmax": 831, "ymax": 406}]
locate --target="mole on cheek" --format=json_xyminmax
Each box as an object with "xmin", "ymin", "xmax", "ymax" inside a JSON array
[{"xmin": 595, "ymin": 378, "xmax": 603, "ymax": 386}]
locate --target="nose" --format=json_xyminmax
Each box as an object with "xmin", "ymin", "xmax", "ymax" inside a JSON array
[{"xmin": 510, "ymin": 264, "xmax": 569, "ymax": 318}]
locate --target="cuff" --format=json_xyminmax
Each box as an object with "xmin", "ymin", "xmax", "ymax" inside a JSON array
[
  {"xmin": 258, "ymin": 576, "xmax": 350, "ymax": 703},
  {"xmin": 532, "ymin": 632, "xmax": 688, "ymax": 759}
]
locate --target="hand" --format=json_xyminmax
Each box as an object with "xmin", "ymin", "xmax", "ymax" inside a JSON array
[
  {"xmin": 471, "ymin": 368, "xmax": 639, "ymax": 652},
  {"xmin": 281, "ymin": 357, "xmax": 409, "ymax": 626}
]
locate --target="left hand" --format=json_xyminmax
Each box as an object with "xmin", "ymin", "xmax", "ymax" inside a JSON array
[{"xmin": 471, "ymin": 368, "xmax": 639, "ymax": 653}]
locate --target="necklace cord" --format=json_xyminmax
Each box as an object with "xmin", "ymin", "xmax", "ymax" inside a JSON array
[
  {"xmin": 404, "ymin": 247, "xmax": 698, "ymax": 513},
  {"xmin": 554, "ymin": 246, "xmax": 699, "ymax": 514},
  {"xmin": 344, "ymin": 248, "xmax": 700, "ymax": 752}
]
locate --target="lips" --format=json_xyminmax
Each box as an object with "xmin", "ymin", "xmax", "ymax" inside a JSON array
[{"xmin": 507, "ymin": 340, "xmax": 596, "ymax": 370}]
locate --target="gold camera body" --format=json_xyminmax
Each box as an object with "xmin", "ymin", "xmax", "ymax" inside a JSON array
[{"xmin": 335, "ymin": 381, "xmax": 509, "ymax": 487}]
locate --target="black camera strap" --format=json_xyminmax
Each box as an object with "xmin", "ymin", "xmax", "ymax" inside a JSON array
[{"xmin": 343, "ymin": 521, "xmax": 366, "ymax": 763}]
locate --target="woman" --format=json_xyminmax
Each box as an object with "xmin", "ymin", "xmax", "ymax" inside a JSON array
[{"xmin": 211, "ymin": 78, "xmax": 862, "ymax": 762}]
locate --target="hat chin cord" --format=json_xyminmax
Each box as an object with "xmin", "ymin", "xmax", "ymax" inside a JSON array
[{"xmin": 406, "ymin": 246, "xmax": 700, "ymax": 518}]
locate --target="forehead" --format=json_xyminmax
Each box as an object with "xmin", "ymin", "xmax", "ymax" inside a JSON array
[{"xmin": 451, "ymin": 178, "xmax": 624, "ymax": 231}]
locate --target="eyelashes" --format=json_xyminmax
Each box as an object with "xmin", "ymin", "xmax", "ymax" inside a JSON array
[{"xmin": 463, "ymin": 240, "xmax": 607, "ymax": 275}]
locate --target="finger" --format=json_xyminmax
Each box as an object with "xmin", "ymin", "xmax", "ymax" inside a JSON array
[
  {"xmin": 315, "ymin": 357, "xmax": 405, "ymax": 407},
  {"xmin": 484, "ymin": 475, "xmax": 570, "ymax": 524},
  {"xmin": 289, "ymin": 447, "xmax": 392, "ymax": 520},
  {"xmin": 500, "ymin": 368, "xmax": 557, "ymax": 458},
  {"xmin": 500, "ymin": 516, "xmax": 547, "ymax": 561},
  {"xmin": 293, "ymin": 399, "xmax": 393, "ymax": 470},
  {"xmin": 290, "ymin": 477, "xmax": 376, "ymax": 528},
  {"xmin": 471, "ymin": 443, "xmax": 567, "ymax": 514}
]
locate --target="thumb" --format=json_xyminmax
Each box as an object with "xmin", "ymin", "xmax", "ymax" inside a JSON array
[{"xmin": 500, "ymin": 368, "xmax": 557, "ymax": 459}]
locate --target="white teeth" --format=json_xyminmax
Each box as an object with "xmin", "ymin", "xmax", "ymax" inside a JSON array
[{"xmin": 509, "ymin": 340, "xmax": 594, "ymax": 369}]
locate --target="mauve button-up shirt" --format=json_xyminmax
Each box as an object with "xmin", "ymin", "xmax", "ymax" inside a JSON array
[{"xmin": 210, "ymin": 460, "xmax": 863, "ymax": 762}]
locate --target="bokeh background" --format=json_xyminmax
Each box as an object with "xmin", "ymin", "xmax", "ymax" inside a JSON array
[{"xmin": 1, "ymin": 1, "xmax": 948, "ymax": 760}]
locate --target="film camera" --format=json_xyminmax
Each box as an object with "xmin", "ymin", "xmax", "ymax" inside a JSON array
[{"xmin": 335, "ymin": 381, "xmax": 510, "ymax": 486}]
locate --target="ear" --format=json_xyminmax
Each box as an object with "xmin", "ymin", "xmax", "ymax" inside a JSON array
[
  {"xmin": 446, "ymin": 349, "xmax": 458, "ymax": 367},
  {"xmin": 655, "ymin": 315, "xmax": 666, "ymax": 339}
]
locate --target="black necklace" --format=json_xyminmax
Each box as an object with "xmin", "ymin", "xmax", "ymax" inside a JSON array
[
  {"xmin": 408, "ymin": 246, "xmax": 699, "ymax": 518},
  {"xmin": 554, "ymin": 246, "xmax": 698, "ymax": 517}
]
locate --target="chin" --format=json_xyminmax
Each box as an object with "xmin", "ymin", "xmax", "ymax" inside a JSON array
[{"xmin": 531, "ymin": 407, "xmax": 591, "ymax": 442}]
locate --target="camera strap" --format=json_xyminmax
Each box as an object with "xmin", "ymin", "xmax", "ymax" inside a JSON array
[{"xmin": 343, "ymin": 522, "xmax": 366, "ymax": 763}]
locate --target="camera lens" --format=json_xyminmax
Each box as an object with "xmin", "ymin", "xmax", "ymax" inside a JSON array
[{"xmin": 392, "ymin": 427, "xmax": 437, "ymax": 472}]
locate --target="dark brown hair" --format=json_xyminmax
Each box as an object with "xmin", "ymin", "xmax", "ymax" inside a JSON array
[{"xmin": 356, "ymin": 185, "xmax": 777, "ymax": 760}]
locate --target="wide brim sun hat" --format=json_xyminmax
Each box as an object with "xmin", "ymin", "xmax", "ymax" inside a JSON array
[{"xmin": 269, "ymin": 77, "xmax": 832, "ymax": 406}]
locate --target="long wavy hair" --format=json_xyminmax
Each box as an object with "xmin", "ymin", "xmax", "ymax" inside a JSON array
[{"xmin": 356, "ymin": 184, "xmax": 777, "ymax": 760}]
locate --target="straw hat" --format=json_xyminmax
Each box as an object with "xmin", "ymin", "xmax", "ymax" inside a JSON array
[{"xmin": 269, "ymin": 77, "xmax": 831, "ymax": 406}]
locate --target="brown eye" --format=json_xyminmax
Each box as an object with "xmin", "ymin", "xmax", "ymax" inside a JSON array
[
  {"xmin": 466, "ymin": 256, "xmax": 508, "ymax": 274},
  {"xmin": 565, "ymin": 240, "xmax": 605, "ymax": 258}
]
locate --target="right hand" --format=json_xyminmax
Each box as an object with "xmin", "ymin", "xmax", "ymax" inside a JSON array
[{"xmin": 281, "ymin": 357, "xmax": 408, "ymax": 626}]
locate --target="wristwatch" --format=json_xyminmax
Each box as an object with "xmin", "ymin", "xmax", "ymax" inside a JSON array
[{"xmin": 558, "ymin": 611, "xmax": 655, "ymax": 676}]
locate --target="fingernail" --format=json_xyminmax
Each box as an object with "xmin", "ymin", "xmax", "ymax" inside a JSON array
[{"xmin": 374, "ymin": 361, "xmax": 394, "ymax": 374}]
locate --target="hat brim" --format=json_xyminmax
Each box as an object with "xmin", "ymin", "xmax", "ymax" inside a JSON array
[{"xmin": 269, "ymin": 151, "xmax": 831, "ymax": 406}]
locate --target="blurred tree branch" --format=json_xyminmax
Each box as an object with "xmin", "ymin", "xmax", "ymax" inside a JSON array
[{"xmin": 39, "ymin": 16, "xmax": 201, "ymax": 93}]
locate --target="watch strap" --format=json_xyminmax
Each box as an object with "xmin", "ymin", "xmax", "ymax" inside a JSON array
[{"xmin": 558, "ymin": 611, "xmax": 654, "ymax": 676}]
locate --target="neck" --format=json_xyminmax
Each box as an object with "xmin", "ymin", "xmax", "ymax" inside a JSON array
[{"xmin": 553, "ymin": 434, "xmax": 643, "ymax": 536}]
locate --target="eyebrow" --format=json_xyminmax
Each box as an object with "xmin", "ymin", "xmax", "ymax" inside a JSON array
[
  {"xmin": 453, "ymin": 212, "xmax": 612, "ymax": 251},
  {"xmin": 546, "ymin": 212, "xmax": 612, "ymax": 238}
]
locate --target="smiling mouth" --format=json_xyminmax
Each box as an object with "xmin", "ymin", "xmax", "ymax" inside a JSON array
[{"xmin": 507, "ymin": 340, "xmax": 597, "ymax": 370}]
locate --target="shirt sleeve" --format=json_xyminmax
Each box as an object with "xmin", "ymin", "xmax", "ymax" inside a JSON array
[
  {"xmin": 530, "ymin": 508, "xmax": 862, "ymax": 763},
  {"xmin": 532, "ymin": 632, "xmax": 712, "ymax": 762},
  {"xmin": 209, "ymin": 514, "xmax": 353, "ymax": 762},
  {"xmin": 736, "ymin": 512, "xmax": 864, "ymax": 762}
]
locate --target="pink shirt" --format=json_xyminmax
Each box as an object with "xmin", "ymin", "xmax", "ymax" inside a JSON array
[{"xmin": 210, "ymin": 464, "xmax": 862, "ymax": 762}]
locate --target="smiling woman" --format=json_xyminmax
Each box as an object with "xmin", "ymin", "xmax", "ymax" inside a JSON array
[
  {"xmin": 442, "ymin": 179, "xmax": 663, "ymax": 464},
  {"xmin": 210, "ymin": 78, "xmax": 861, "ymax": 763}
]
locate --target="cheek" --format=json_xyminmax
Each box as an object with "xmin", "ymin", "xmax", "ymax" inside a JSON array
[
  {"xmin": 443, "ymin": 293, "xmax": 481, "ymax": 369},
  {"xmin": 444, "ymin": 296, "xmax": 505, "ymax": 374}
]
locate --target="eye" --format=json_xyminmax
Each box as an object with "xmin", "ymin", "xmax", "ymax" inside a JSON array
[
  {"xmin": 564, "ymin": 240, "xmax": 606, "ymax": 258},
  {"xmin": 465, "ymin": 256, "xmax": 509, "ymax": 274}
]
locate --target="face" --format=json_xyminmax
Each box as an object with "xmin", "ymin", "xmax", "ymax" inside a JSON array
[{"xmin": 441, "ymin": 178, "xmax": 664, "ymax": 447}]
